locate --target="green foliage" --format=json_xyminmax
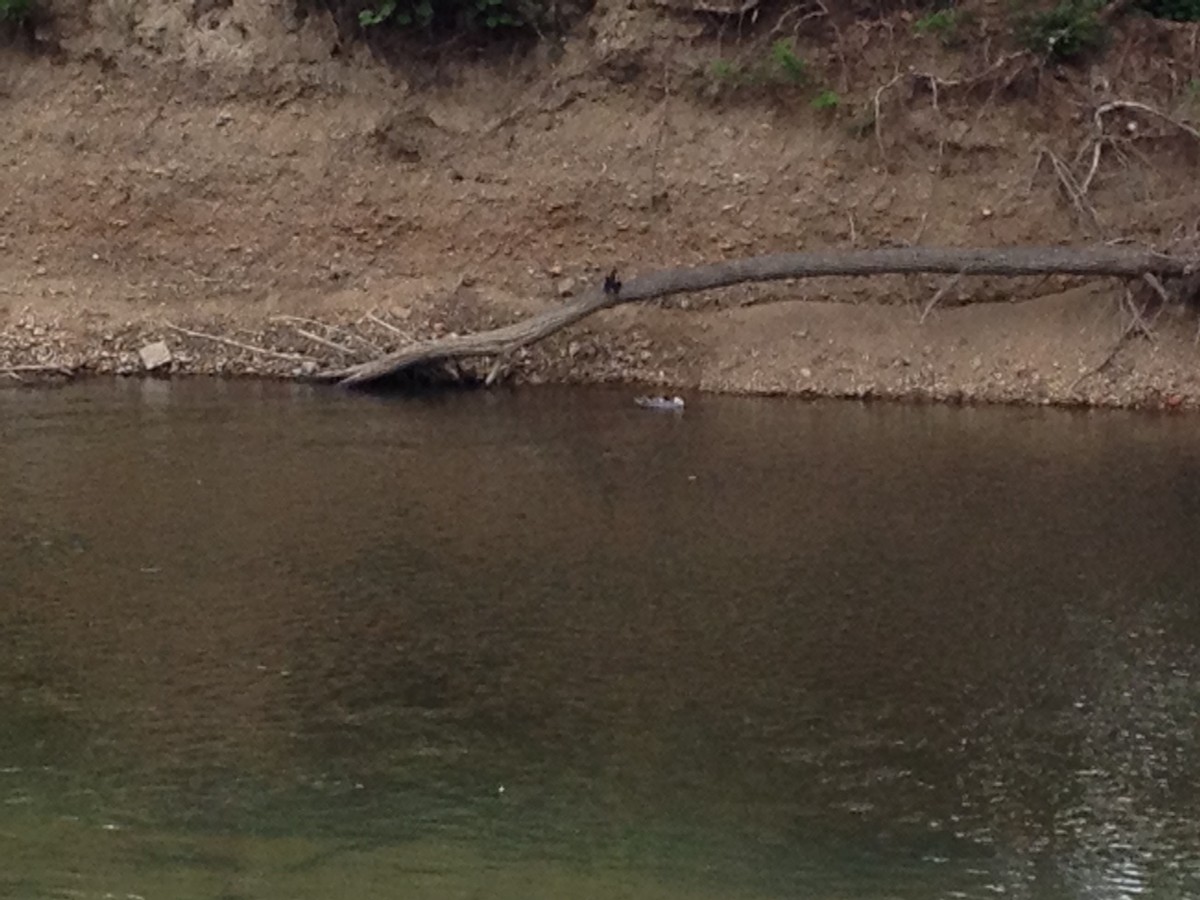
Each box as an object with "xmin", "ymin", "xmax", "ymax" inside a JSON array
[
  {"xmin": 913, "ymin": 8, "xmax": 957, "ymax": 35},
  {"xmin": 1015, "ymin": 0, "xmax": 1106, "ymax": 62},
  {"xmin": 1135, "ymin": 0, "xmax": 1200, "ymax": 20},
  {"xmin": 913, "ymin": 6, "xmax": 975, "ymax": 46},
  {"xmin": 769, "ymin": 39, "xmax": 807, "ymax": 84},
  {"xmin": 0, "ymin": 0, "xmax": 32, "ymax": 22},
  {"xmin": 707, "ymin": 42, "xmax": 809, "ymax": 89},
  {"xmin": 357, "ymin": 0, "xmax": 525, "ymax": 30},
  {"xmin": 710, "ymin": 59, "xmax": 737, "ymax": 81},
  {"xmin": 811, "ymin": 89, "xmax": 841, "ymax": 111},
  {"xmin": 474, "ymin": 0, "xmax": 521, "ymax": 27}
]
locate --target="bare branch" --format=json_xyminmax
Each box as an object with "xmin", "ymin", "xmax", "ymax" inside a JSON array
[{"xmin": 165, "ymin": 323, "xmax": 315, "ymax": 363}]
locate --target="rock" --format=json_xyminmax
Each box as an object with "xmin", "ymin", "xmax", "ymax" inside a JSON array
[
  {"xmin": 138, "ymin": 341, "xmax": 172, "ymax": 372},
  {"xmin": 557, "ymin": 277, "xmax": 576, "ymax": 298}
]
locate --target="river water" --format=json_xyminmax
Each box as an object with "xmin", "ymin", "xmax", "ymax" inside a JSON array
[{"xmin": 2, "ymin": 381, "xmax": 1199, "ymax": 899}]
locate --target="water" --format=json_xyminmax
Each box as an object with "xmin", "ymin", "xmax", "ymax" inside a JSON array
[{"xmin": 2, "ymin": 380, "xmax": 1200, "ymax": 899}]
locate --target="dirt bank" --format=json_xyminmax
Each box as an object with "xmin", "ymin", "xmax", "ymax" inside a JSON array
[{"xmin": 2, "ymin": 0, "xmax": 1199, "ymax": 407}]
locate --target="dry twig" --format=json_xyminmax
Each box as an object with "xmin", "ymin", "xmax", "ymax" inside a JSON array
[
  {"xmin": 165, "ymin": 323, "xmax": 315, "ymax": 363},
  {"xmin": 919, "ymin": 270, "xmax": 967, "ymax": 324},
  {"xmin": 1, "ymin": 363, "xmax": 75, "ymax": 379},
  {"xmin": 364, "ymin": 312, "xmax": 413, "ymax": 342},
  {"xmin": 291, "ymin": 328, "xmax": 361, "ymax": 357}
]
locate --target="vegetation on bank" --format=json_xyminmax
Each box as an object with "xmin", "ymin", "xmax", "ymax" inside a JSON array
[
  {"xmin": 337, "ymin": 0, "xmax": 1200, "ymax": 48},
  {"xmin": 2, "ymin": 0, "xmax": 1199, "ymax": 53},
  {"xmin": 0, "ymin": 0, "xmax": 31, "ymax": 22}
]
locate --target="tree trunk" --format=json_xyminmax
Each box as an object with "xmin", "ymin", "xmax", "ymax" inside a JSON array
[{"xmin": 331, "ymin": 245, "xmax": 1197, "ymax": 387}]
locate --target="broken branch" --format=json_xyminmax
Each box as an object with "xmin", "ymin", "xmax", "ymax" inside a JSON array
[{"xmin": 165, "ymin": 323, "xmax": 315, "ymax": 363}]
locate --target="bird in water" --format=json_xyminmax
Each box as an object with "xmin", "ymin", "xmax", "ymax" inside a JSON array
[{"xmin": 634, "ymin": 395, "xmax": 685, "ymax": 411}]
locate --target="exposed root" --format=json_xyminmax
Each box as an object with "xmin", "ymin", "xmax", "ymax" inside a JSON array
[
  {"xmin": 871, "ymin": 72, "xmax": 904, "ymax": 157},
  {"xmin": 1039, "ymin": 149, "xmax": 1103, "ymax": 235}
]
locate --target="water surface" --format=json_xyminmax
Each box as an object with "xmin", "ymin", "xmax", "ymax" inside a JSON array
[{"xmin": 2, "ymin": 381, "xmax": 1200, "ymax": 899}]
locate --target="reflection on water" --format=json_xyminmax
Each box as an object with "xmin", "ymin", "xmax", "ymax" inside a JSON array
[{"xmin": 2, "ymin": 380, "xmax": 1200, "ymax": 899}]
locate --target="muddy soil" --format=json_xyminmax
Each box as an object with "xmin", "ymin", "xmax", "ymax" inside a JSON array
[{"xmin": 2, "ymin": 0, "xmax": 1199, "ymax": 407}]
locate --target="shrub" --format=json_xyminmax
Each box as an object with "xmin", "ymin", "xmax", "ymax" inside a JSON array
[
  {"xmin": 357, "ymin": 0, "xmax": 530, "ymax": 30},
  {"xmin": 0, "ymin": 0, "xmax": 32, "ymax": 21},
  {"xmin": 913, "ymin": 8, "xmax": 957, "ymax": 36},
  {"xmin": 913, "ymin": 6, "xmax": 976, "ymax": 47},
  {"xmin": 1135, "ymin": 0, "xmax": 1200, "ymax": 20},
  {"xmin": 705, "ymin": 42, "xmax": 810, "ymax": 91},
  {"xmin": 811, "ymin": 89, "xmax": 841, "ymax": 110},
  {"xmin": 769, "ymin": 39, "xmax": 807, "ymax": 84},
  {"xmin": 1015, "ymin": 0, "xmax": 1107, "ymax": 62}
]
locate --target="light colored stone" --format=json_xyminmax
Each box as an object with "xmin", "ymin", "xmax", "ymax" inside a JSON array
[{"xmin": 138, "ymin": 341, "xmax": 172, "ymax": 372}]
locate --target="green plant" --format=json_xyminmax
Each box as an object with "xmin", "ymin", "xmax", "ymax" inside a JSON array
[
  {"xmin": 1015, "ymin": 0, "xmax": 1107, "ymax": 62},
  {"xmin": 770, "ymin": 39, "xmax": 807, "ymax": 84},
  {"xmin": 913, "ymin": 6, "xmax": 978, "ymax": 46},
  {"xmin": 470, "ymin": 0, "xmax": 519, "ymax": 27},
  {"xmin": 710, "ymin": 59, "xmax": 737, "ymax": 81},
  {"xmin": 811, "ymin": 89, "xmax": 841, "ymax": 111},
  {"xmin": 358, "ymin": 0, "xmax": 524, "ymax": 30},
  {"xmin": 1135, "ymin": 0, "xmax": 1200, "ymax": 20},
  {"xmin": 0, "ymin": 0, "xmax": 32, "ymax": 21},
  {"xmin": 914, "ymin": 8, "xmax": 957, "ymax": 35}
]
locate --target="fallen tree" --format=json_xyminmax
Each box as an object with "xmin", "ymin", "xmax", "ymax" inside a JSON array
[{"xmin": 328, "ymin": 245, "xmax": 1198, "ymax": 387}]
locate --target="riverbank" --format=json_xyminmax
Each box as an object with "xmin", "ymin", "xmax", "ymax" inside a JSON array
[{"xmin": 2, "ymin": 1, "xmax": 1199, "ymax": 407}]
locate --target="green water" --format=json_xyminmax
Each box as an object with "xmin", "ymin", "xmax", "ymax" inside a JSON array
[{"xmin": 2, "ymin": 381, "xmax": 1200, "ymax": 899}]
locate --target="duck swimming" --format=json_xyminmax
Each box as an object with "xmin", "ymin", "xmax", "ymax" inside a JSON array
[{"xmin": 634, "ymin": 395, "xmax": 685, "ymax": 411}]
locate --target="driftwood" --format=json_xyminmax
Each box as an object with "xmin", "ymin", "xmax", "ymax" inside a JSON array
[{"xmin": 330, "ymin": 245, "xmax": 1197, "ymax": 387}]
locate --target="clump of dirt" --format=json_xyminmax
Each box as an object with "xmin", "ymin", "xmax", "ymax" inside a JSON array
[{"xmin": 2, "ymin": 0, "xmax": 1199, "ymax": 408}]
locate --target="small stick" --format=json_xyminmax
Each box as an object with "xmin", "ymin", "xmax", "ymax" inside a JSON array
[
  {"xmin": 365, "ymin": 312, "xmax": 413, "ymax": 341},
  {"xmin": 0, "ymin": 363, "xmax": 75, "ymax": 375},
  {"xmin": 270, "ymin": 314, "xmax": 334, "ymax": 329},
  {"xmin": 273, "ymin": 314, "xmax": 382, "ymax": 353},
  {"xmin": 291, "ymin": 327, "xmax": 361, "ymax": 357},
  {"xmin": 911, "ymin": 211, "xmax": 929, "ymax": 247},
  {"xmin": 1121, "ymin": 290, "xmax": 1155, "ymax": 341},
  {"xmin": 919, "ymin": 270, "xmax": 966, "ymax": 324},
  {"xmin": 164, "ymin": 323, "xmax": 314, "ymax": 363},
  {"xmin": 485, "ymin": 355, "xmax": 509, "ymax": 386}
]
